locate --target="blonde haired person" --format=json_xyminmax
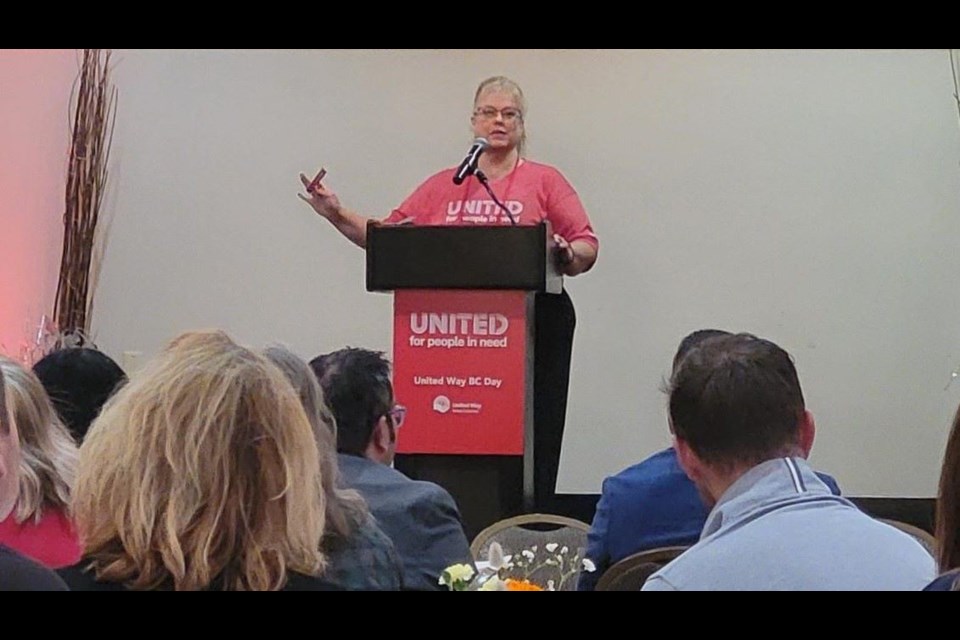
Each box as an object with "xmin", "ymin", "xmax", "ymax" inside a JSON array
[
  {"xmin": 0, "ymin": 356, "xmax": 81, "ymax": 569},
  {"xmin": 299, "ymin": 75, "xmax": 599, "ymax": 510},
  {"xmin": 57, "ymin": 330, "xmax": 337, "ymax": 591},
  {"xmin": 0, "ymin": 364, "xmax": 68, "ymax": 589},
  {"xmin": 263, "ymin": 345, "xmax": 403, "ymax": 589}
]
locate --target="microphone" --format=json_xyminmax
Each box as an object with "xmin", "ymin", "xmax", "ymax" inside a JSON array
[{"xmin": 452, "ymin": 137, "xmax": 489, "ymax": 185}]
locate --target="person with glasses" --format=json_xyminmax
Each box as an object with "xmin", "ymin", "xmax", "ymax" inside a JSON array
[
  {"xmin": 309, "ymin": 347, "xmax": 473, "ymax": 591},
  {"xmin": 300, "ymin": 76, "xmax": 599, "ymax": 511}
]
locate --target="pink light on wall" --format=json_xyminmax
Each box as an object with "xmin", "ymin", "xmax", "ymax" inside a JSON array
[{"xmin": 0, "ymin": 50, "xmax": 76, "ymax": 359}]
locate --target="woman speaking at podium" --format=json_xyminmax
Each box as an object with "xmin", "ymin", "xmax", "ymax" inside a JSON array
[{"xmin": 299, "ymin": 76, "xmax": 598, "ymax": 510}]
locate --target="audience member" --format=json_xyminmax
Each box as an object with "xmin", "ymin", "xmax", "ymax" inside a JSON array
[
  {"xmin": 59, "ymin": 330, "xmax": 337, "ymax": 590},
  {"xmin": 642, "ymin": 332, "xmax": 935, "ymax": 590},
  {"xmin": 0, "ymin": 364, "xmax": 68, "ymax": 589},
  {"xmin": 33, "ymin": 347, "xmax": 126, "ymax": 443},
  {"xmin": 310, "ymin": 347, "xmax": 473, "ymax": 590},
  {"xmin": 926, "ymin": 401, "xmax": 960, "ymax": 591},
  {"xmin": 0, "ymin": 356, "xmax": 81, "ymax": 568},
  {"xmin": 580, "ymin": 330, "xmax": 842, "ymax": 590},
  {"xmin": 263, "ymin": 344, "xmax": 403, "ymax": 589}
]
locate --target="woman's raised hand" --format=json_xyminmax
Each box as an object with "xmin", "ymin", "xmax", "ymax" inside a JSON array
[{"xmin": 298, "ymin": 171, "xmax": 343, "ymax": 221}]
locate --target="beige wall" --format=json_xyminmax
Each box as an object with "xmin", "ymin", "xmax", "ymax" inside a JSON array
[{"xmin": 90, "ymin": 49, "xmax": 960, "ymax": 496}]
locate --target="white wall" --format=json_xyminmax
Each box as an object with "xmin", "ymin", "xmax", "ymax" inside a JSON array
[{"xmin": 92, "ymin": 49, "xmax": 960, "ymax": 497}]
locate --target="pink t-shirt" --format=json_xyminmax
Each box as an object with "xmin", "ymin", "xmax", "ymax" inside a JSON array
[
  {"xmin": 385, "ymin": 159, "xmax": 599, "ymax": 250},
  {"xmin": 0, "ymin": 507, "xmax": 82, "ymax": 569}
]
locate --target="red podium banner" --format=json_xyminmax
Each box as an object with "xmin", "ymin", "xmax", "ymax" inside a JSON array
[{"xmin": 393, "ymin": 289, "xmax": 528, "ymax": 455}]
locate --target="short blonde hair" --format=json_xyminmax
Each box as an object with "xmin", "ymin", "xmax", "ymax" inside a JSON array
[
  {"xmin": 75, "ymin": 330, "xmax": 326, "ymax": 590},
  {"xmin": 473, "ymin": 75, "xmax": 527, "ymax": 154},
  {"xmin": 0, "ymin": 356, "xmax": 78, "ymax": 524}
]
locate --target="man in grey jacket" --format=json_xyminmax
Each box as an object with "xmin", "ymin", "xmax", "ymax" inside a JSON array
[
  {"xmin": 310, "ymin": 347, "xmax": 473, "ymax": 590},
  {"xmin": 643, "ymin": 332, "xmax": 935, "ymax": 591}
]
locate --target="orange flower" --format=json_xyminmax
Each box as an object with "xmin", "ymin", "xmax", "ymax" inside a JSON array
[{"xmin": 505, "ymin": 579, "xmax": 544, "ymax": 591}]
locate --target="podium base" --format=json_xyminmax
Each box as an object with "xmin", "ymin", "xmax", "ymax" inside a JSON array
[{"xmin": 394, "ymin": 454, "xmax": 524, "ymax": 543}]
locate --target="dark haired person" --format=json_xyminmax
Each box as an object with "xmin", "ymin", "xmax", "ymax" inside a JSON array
[
  {"xmin": 579, "ymin": 329, "xmax": 842, "ymax": 591},
  {"xmin": 33, "ymin": 347, "xmax": 126, "ymax": 443},
  {"xmin": 310, "ymin": 347, "xmax": 472, "ymax": 591},
  {"xmin": 643, "ymin": 333, "xmax": 935, "ymax": 591}
]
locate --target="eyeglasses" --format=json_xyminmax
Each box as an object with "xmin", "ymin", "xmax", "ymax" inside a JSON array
[
  {"xmin": 473, "ymin": 106, "xmax": 523, "ymax": 123},
  {"xmin": 387, "ymin": 404, "xmax": 407, "ymax": 429}
]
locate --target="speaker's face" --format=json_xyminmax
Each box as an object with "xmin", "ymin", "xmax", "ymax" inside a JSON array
[{"xmin": 471, "ymin": 90, "xmax": 524, "ymax": 154}]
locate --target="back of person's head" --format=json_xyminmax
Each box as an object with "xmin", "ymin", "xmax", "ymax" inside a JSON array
[
  {"xmin": 672, "ymin": 329, "xmax": 732, "ymax": 373},
  {"xmin": 668, "ymin": 332, "xmax": 806, "ymax": 471},
  {"xmin": 32, "ymin": 347, "xmax": 126, "ymax": 443},
  {"xmin": 0, "ymin": 356, "xmax": 78, "ymax": 525},
  {"xmin": 309, "ymin": 348, "xmax": 393, "ymax": 457},
  {"xmin": 75, "ymin": 330, "xmax": 325, "ymax": 591},
  {"xmin": 263, "ymin": 344, "xmax": 367, "ymax": 544},
  {"xmin": 936, "ymin": 403, "xmax": 960, "ymax": 573}
]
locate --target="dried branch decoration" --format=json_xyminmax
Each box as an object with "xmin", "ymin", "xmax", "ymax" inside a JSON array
[
  {"xmin": 951, "ymin": 50, "xmax": 960, "ymax": 133},
  {"xmin": 53, "ymin": 49, "xmax": 117, "ymax": 345}
]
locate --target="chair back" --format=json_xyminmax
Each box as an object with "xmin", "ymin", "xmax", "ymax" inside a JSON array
[
  {"xmin": 470, "ymin": 513, "xmax": 590, "ymax": 590},
  {"xmin": 594, "ymin": 545, "xmax": 689, "ymax": 591}
]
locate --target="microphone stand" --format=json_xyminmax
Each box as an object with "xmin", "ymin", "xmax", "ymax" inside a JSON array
[{"xmin": 474, "ymin": 170, "xmax": 518, "ymax": 226}]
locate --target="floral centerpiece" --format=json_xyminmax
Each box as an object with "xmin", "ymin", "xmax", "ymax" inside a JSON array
[{"xmin": 440, "ymin": 542, "xmax": 595, "ymax": 591}]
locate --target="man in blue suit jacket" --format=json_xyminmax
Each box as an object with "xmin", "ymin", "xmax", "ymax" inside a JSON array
[
  {"xmin": 311, "ymin": 347, "xmax": 473, "ymax": 591},
  {"xmin": 578, "ymin": 330, "xmax": 841, "ymax": 591}
]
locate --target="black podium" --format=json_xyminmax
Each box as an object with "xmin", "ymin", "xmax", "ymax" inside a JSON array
[{"xmin": 367, "ymin": 221, "xmax": 561, "ymax": 540}]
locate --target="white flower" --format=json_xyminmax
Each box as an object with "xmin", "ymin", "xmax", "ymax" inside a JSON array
[
  {"xmin": 545, "ymin": 543, "xmax": 558, "ymax": 553},
  {"xmin": 560, "ymin": 546, "xmax": 569, "ymax": 555},
  {"xmin": 547, "ymin": 579, "xmax": 556, "ymax": 591},
  {"xmin": 480, "ymin": 575, "xmax": 506, "ymax": 591},
  {"xmin": 439, "ymin": 563, "xmax": 475, "ymax": 588},
  {"xmin": 522, "ymin": 549, "xmax": 535, "ymax": 560},
  {"xmin": 582, "ymin": 558, "xmax": 596, "ymax": 572},
  {"xmin": 531, "ymin": 545, "xmax": 537, "ymax": 552}
]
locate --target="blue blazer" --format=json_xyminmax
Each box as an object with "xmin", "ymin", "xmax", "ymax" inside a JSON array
[{"xmin": 337, "ymin": 453, "xmax": 473, "ymax": 591}]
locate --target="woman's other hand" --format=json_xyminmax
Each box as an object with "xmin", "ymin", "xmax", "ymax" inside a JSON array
[
  {"xmin": 554, "ymin": 233, "xmax": 598, "ymax": 276},
  {"xmin": 554, "ymin": 233, "xmax": 575, "ymax": 267}
]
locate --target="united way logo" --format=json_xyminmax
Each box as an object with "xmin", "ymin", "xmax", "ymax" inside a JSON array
[{"xmin": 432, "ymin": 395, "xmax": 451, "ymax": 414}]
